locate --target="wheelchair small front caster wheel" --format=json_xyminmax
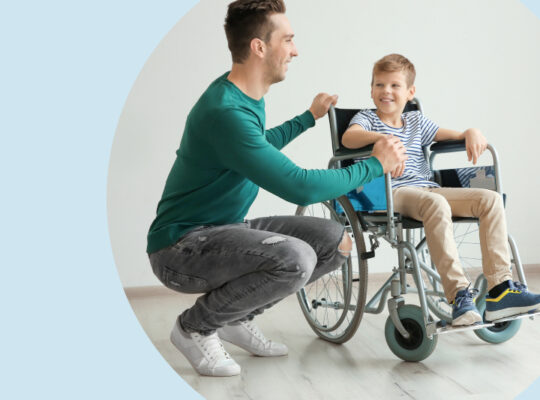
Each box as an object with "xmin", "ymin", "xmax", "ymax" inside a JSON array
[
  {"xmin": 474, "ymin": 299, "xmax": 521, "ymax": 344},
  {"xmin": 384, "ymin": 304, "xmax": 437, "ymax": 362}
]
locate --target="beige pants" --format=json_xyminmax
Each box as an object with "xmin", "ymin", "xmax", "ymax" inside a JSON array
[{"xmin": 393, "ymin": 186, "xmax": 513, "ymax": 302}]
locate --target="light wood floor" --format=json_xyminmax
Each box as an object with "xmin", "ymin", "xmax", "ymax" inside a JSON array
[{"xmin": 126, "ymin": 269, "xmax": 540, "ymax": 400}]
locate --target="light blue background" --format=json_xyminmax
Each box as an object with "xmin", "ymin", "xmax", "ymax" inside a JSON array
[
  {"xmin": 1, "ymin": 1, "xmax": 539, "ymax": 399},
  {"xmin": 1, "ymin": 1, "xmax": 201, "ymax": 399}
]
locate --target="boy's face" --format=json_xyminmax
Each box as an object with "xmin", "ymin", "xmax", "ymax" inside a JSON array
[{"xmin": 371, "ymin": 71, "xmax": 415, "ymax": 116}]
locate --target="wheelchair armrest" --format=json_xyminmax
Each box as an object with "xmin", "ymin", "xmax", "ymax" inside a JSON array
[
  {"xmin": 429, "ymin": 140, "xmax": 466, "ymax": 154},
  {"xmin": 334, "ymin": 145, "xmax": 374, "ymax": 159},
  {"xmin": 429, "ymin": 140, "xmax": 504, "ymax": 196}
]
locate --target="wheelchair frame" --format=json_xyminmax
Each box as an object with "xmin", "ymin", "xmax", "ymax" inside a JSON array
[{"xmin": 296, "ymin": 100, "xmax": 536, "ymax": 361}]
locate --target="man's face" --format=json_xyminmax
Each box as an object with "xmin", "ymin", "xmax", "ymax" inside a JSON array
[
  {"xmin": 263, "ymin": 13, "xmax": 298, "ymax": 84},
  {"xmin": 371, "ymin": 71, "xmax": 415, "ymax": 116}
]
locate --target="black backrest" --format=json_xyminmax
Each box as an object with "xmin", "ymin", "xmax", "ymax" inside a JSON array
[{"xmin": 329, "ymin": 98, "xmax": 422, "ymax": 156}]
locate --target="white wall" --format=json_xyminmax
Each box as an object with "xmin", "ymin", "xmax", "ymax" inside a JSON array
[{"xmin": 108, "ymin": 0, "xmax": 540, "ymax": 287}]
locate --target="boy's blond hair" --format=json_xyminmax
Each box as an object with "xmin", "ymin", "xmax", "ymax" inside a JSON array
[{"xmin": 372, "ymin": 54, "xmax": 416, "ymax": 87}]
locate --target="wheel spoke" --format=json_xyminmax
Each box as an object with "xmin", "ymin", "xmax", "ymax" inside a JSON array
[{"xmin": 295, "ymin": 197, "xmax": 368, "ymax": 342}]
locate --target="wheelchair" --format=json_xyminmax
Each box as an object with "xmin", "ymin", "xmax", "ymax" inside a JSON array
[{"xmin": 295, "ymin": 99, "xmax": 537, "ymax": 361}]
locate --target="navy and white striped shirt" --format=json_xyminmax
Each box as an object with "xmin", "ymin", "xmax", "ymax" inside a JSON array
[{"xmin": 349, "ymin": 109, "xmax": 439, "ymax": 188}]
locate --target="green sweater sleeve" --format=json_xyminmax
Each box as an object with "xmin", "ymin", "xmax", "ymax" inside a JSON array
[
  {"xmin": 265, "ymin": 110, "xmax": 315, "ymax": 150},
  {"xmin": 212, "ymin": 109, "xmax": 383, "ymax": 206}
]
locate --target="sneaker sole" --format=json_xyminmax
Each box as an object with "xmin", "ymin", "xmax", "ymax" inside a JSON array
[
  {"xmin": 218, "ymin": 328, "xmax": 288, "ymax": 357},
  {"xmin": 220, "ymin": 336, "xmax": 288, "ymax": 357},
  {"xmin": 485, "ymin": 304, "xmax": 540, "ymax": 322},
  {"xmin": 452, "ymin": 310, "xmax": 483, "ymax": 326}
]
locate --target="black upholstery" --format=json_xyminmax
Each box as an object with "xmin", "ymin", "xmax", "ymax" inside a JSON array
[
  {"xmin": 334, "ymin": 101, "xmax": 421, "ymax": 151},
  {"xmin": 430, "ymin": 140, "xmax": 466, "ymax": 153}
]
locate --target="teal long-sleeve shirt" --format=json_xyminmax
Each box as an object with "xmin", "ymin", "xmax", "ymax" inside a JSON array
[{"xmin": 147, "ymin": 72, "xmax": 383, "ymax": 253}]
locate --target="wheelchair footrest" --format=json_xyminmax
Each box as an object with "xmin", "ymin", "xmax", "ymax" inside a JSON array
[
  {"xmin": 488, "ymin": 309, "xmax": 540, "ymax": 323},
  {"xmin": 430, "ymin": 321, "xmax": 495, "ymax": 336},
  {"xmin": 428, "ymin": 309, "xmax": 540, "ymax": 337}
]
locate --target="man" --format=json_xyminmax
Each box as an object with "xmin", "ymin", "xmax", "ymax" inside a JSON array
[{"xmin": 147, "ymin": 0, "xmax": 406, "ymax": 377}]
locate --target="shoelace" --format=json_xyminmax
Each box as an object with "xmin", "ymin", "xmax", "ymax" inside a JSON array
[
  {"xmin": 512, "ymin": 281, "xmax": 528, "ymax": 292},
  {"xmin": 243, "ymin": 321, "xmax": 272, "ymax": 348},
  {"xmin": 193, "ymin": 332, "xmax": 232, "ymax": 363},
  {"xmin": 454, "ymin": 286, "xmax": 479, "ymax": 308}
]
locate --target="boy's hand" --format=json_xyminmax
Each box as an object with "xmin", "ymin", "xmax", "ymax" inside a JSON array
[
  {"xmin": 464, "ymin": 128, "xmax": 487, "ymax": 165},
  {"xmin": 309, "ymin": 93, "xmax": 338, "ymax": 120},
  {"xmin": 371, "ymin": 135, "xmax": 408, "ymax": 174},
  {"xmin": 391, "ymin": 161, "xmax": 406, "ymax": 178}
]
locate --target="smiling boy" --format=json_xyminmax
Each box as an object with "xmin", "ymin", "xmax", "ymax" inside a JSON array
[{"xmin": 342, "ymin": 53, "xmax": 540, "ymax": 327}]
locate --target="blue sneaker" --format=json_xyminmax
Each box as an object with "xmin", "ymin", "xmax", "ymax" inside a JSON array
[
  {"xmin": 485, "ymin": 281, "xmax": 540, "ymax": 321},
  {"xmin": 451, "ymin": 286, "xmax": 482, "ymax": 326}
]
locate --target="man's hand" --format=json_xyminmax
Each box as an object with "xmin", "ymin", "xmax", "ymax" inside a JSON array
[
  {"xmin": 464, "ymin": 128, "xmax": 487, "ymax": 165},
  {"xmin": 371, "ymin": 135, "xmax": 408, "ymax": 174},
  {"xmin": 309, "ymin": 93, "xmax": 338, "ymax": 120},
  {"xmin": 391, "ymin": 161, "xmax": 406, "ymax": 178}
]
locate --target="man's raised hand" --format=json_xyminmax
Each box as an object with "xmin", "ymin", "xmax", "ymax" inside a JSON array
[{"xmin": 309, "ymin": 93, "xmax": 338, "ymax": 120}]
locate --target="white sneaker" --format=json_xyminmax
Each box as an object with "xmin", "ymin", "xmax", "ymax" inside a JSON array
[
  {"xmin": 218, "ymin": 320, "xmax": 288, "ymax": 357},
  {"xmin": 170, "ymin": 321, "xmax": 241, "ymax": 377}
]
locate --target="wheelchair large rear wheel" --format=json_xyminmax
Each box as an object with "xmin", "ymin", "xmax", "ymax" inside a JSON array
[{"xmin": 296, "ymin": 195, "xmax": 368, "ymax": 344}]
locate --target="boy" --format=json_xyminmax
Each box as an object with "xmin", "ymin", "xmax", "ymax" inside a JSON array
[{"xmin": 342, "ymin": 53, "xmax": 540, "ymax": 326}]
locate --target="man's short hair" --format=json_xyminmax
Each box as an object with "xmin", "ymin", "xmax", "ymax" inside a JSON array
[
  {"xmin": 224, "ymin": 0, "xmax": 286, "ymax": 64},
  {"xmin": 372, "ymin": 54, "xmax": 416, "ymax": 87}
]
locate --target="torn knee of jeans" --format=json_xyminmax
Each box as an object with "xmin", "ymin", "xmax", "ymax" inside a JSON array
[
  {"xmin": 337, "ymin": 248, "xmax": 351, "ymax": 257},
  {"xmin": 338, "ymin": 231, "xmax": 352, "ymax": 257},
  {"xmin": 337, "ymin": 240, "xmax": 352, "ymax": 257},
  {"xmin": 261, "ymin": 236, "xmax": 286, "ymax": 245}
]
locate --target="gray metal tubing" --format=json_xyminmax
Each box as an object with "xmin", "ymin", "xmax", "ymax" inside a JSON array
[
  {"xmin": 365, "ymin": 271, "xmax": 399, "ymax": 314},
  {"xmin": 297, "ymin": 288, "xmax": 310, "ymax": 312},
  {"xmin": 412, "ymin": 240, "xmax": 444, "ymax": 293},
  {"xmin": 508, "ymin": 234, "xmax": 527, "ymax": 285},
  {"xmin": 328, "ymin": 105, "xmax": 339, "ymax": 154},
  {"xmin": 403, "ymin": 233, "xmax": 441, "ymax": 289},
  {"xmin": 398, "ymin": 241, "xmax": 431, "ymax": 323},
  {"xmin": 429, "ymin": 143, "xmax": 502, "ymax": 196},
  {"xmin": 405, "ymin": 228, "xmax": 413, "ymax": 243},
  {"xmin": 415, "ymin": 231, "xmax": 439, "ymax": 291},
  {"xmin": 385, "ymin": 173, "xmax": 396, "ymax": 242},
  {"xmin": 397, "ymin": 225, "xmax": 407, "ymax": 295},
  {"xmin": 408, "ymin": 287, "xmax": 446, "ymax": 298},
  {"xmin": 487, "ymin": 144, "xmax": 503, "ymax": 195},
  {"xmin": 417, "ymin": 257, "xmax": 442, "ymax": 282}
]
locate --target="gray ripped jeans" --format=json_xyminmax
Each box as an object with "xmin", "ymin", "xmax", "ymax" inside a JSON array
[{"xmin": 148, "ymin": 215, "xmax": 347, "ymax": 335}]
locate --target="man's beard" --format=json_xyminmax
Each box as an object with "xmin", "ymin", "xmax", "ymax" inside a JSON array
[
  {"xmin": 263, "ymin": 48, "xmax": 287, "ymax": 84},
  {"xmin": 264, "ymin": 62, "xmax": 286, "ymax": 85}
]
